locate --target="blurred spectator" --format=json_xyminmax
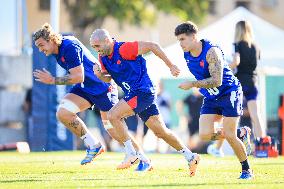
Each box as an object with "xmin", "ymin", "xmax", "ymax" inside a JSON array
[
  {"xmin": 239, "ymin": 99, "xmax": 252, "ymax": 128},
  {"xmin": 230, "ymin": 20, "xmax": 266, "ymax": 138},
  {"xmin": 157, "ymin": 81, "xmax": 172, "ymax": 128},
  {"xmin": 180, "ymin": 88, "xmax": 207, "ymax": 152},
  {"xmin": 23, "ymin": 88, "xmax": 32, "ymax": 142}
]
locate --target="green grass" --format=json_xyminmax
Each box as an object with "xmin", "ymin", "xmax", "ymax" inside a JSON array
[{"xmin": 0, "ymin": 152, "xmax": 283, "ymax": 189}]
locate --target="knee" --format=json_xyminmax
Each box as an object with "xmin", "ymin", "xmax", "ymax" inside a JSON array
[
  {"xmin": 107, "ymin": 110, "xmax": 121, "ymax": 122},
  {"xmin": 224, "ymin": 132, "xmax": 237, "ymax": 143},
  {"xmin": 56, "ymin": 108, "xmax": 73, "ymax": 122}
]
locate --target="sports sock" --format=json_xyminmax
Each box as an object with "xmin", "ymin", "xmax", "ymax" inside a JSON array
[
  {"xmin": 123, "ymin": 139, "xmax": 137, "ymax": 156},
  {"xmin": 80, "ymin": 132, "xmax": 100, "ymax": 149},
  {"xmin": 178, "ymin": 148, "xmax": 194, "ymax": 162},
  {"xmin": 240, "ymin": 159, "xmax": 250, "ymax": 171},
  {"xmin": 137, "ymin": 151, "xmax": 150, "ymax": 163}
]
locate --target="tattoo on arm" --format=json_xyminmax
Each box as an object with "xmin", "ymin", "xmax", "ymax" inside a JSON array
[
  {"xmin": 191, "ymin": 47, "xmax": 223, "ymax": 88},
  {"xmin": 55, "ymin": 75, "xmax": 72, "ymax": 85},
  {"xmin": 210, "ymin": 130, "xmax": 223, "ymax": 140},
  {"xmin": 80, "ymin": 128, "xmax": 86, "ymax": 137},
  {"xmin": 68, "ymin": 120, "xmax": 80, "ymax": 129}
]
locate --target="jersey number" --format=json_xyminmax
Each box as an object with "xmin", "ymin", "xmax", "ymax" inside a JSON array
[
  {"xmin": 122, "ymin": 82, "xmax": 131, "ymax": 91},
  {"xmin": 207, "ymin": 87, "xmax": 219, "ymax": 95}
]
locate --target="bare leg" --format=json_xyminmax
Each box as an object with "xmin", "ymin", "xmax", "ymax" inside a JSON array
[
  {"xmin": 247, "ymin": 100, "xmax": 266, "ymax": 138},
  {"xmin": 223, "ymin": 117, "xmax": 247, "ymax": 161},
  {"xmin": 107, "ymin": 99, "xmax": 135, "ymax": 143},
  {"xmin": 145, "ymin": 115, "xmax": 184, "ymax": 150},
  {"xmin": 199, "ymin": 114, "xmax": 225, "ymax": 141},
  {"xmin": 100, "ymin": 111, "xmax": 142, "ymax": 152},
  {"xmin": 56, "ymin": 93, "xmax": 96, "ymax": 138}
]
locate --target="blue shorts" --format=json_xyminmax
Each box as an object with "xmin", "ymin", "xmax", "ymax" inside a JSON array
[
  {"xmin": 124, "ymin": 91, "xmax": 159, "ymax": 122},
  {"xmin": 69, "ymin": 85, "xmax": 118, "ymax": 112},
  {"xmin": 242, "ymin": 85, "xmax": 258, "ymax": 101},
  {"xmin": 200, "ymin": 88, "xmax": 243, "ymax": 117}
]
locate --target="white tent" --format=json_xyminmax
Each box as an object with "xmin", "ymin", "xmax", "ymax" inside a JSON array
[
  {"xmin": 145, "ymin": 7, "xmax": 284, "ymax": 128},
  {"xmin": 145, "ymin": 7, "xmax": 284, "ymax": 79}
]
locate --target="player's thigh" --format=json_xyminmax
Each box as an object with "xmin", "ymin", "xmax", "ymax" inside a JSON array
[
  {"xmin": 222, "ymin": 116, "xmax": 240, "ymax": 137},
  {"xmin": 100, "ymin": 111, "xmax": 107, "ymax": 120},
  {"xmin": 199, "ymin": 114, "xmax": 222, "ymax": 135},
  {"xmin": 144, "ymin": 114, "xmax": 168, "ymax": 135},
  {"xmin": 62, "ymin": 93, "xmax": 91, "ymax": 112},
  {"xmin": 108, "ymin": 99, "xmax": 135, "ymax": 119}
]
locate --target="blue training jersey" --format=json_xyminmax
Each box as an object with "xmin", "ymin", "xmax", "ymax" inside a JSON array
[
  {"xmin": 184, "ymin": 39, "xmax": 240, "ymax": 99},
  {"xmin": 100, "ymin": 41, "xmax": 155, "ymax": 95},
  {"xmin": 54, "ymin": 36, "xmax": 110, "ymax": 96}
]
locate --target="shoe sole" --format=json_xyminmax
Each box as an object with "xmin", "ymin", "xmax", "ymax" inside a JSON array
[{"xmin": 81, "ymin": 147, "xmax": 105, "ymax": 165}]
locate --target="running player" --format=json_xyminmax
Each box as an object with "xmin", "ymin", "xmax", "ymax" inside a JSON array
[
  {"xmin": 90, "ymin": 29, "xmax": 200, "ymax": 176},
  {"xmin": 174, "ymin": 21, "xmax": 253, "ymax": 179},
  {"xmin": 33, "ymin": 23, "xmax": 150, "ymax": 170}
]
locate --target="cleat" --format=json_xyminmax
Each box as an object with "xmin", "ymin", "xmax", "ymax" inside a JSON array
[
  {"xmin": 135, "ymin": 160, "xmax": 153, "ymax": 172},
  {"xmin": 207, "ymin": 144, "xmax": 224, "ymax": 157},
  {"xmin": 80, "ymin": 146, "xmax": 104, "ymax": 165},
  {"xmin": 188, "ymin": 153, "xmax": 200, "ymax": 177},
  {"xmin": 239, "ymin": 170, "xmax": 253, "ymax": 179},
  {"xmin": 117, "ymin": 154, "xmax": 139, "ymax": 170},
  {"xmin": 241, "ymin": 126, "xmax": 252, "ymax": 156}
]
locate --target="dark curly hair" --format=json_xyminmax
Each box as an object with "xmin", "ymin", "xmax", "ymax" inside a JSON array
[{"xmin": 175, "ymin": 21, "xmax": 199, "ymax": 36}]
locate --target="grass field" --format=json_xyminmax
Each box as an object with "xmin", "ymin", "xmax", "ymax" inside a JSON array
[{"xmin": 0, "ymin": 151, "xmax": 283, "ymax": 189}]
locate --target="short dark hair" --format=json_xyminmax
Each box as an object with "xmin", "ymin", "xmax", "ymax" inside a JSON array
[{"xmin": 175, "ymin": 21, "xmax": 199, "ymax": 36}]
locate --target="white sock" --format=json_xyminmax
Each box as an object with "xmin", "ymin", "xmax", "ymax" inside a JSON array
[
  {"xmin": 80, "ymin": 132, "xmax": 100, "ymax": 149},
  {"xmin": 137, "ymin": 151, "xmax": 150, "ymax": 163},
  {"xmin": 178, "ymin": 148, "xmax": 194, "ymax": 162},
  {"xmin": 123, "ymin": 139, "xmax": 137, "ymax": 156}
]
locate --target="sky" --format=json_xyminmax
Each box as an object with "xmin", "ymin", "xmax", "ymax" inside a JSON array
[{"xmin": 0, "ymin": 0, "xmax": 19, "ymax": 55}]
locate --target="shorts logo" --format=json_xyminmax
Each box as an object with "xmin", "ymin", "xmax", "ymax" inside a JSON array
[
  {"xmin": 117, "ymin": 60, "xmax": 121, "ymax": 64},
  {"xmin": 127, "ymin": 96, "xmax": 138, "ymax": 109},
  {"xmin": 200, "ymin": 60, "xmax": 204, "ymax": 68},
  {"xmin": 61, "ymin": 56, "xmax": 65, "ymax": 63}
]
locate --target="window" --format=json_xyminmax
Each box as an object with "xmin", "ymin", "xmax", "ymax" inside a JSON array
[
  {"xmin": 39, "ymin": 0, "xmax": 50, "ymax": 11},
  {"xmin": 235, "ymin": 1, "xmax": 251, "ymax": 9}
]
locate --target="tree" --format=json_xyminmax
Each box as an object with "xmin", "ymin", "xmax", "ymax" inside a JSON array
[{"xmin": 63, "ymin": 0, "xmax": 208, "ymax": 42}]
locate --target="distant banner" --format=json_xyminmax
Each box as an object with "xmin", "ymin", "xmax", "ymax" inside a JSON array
[{"xmin": 30, "ymin": 42, "xmax": 74, "ymax": 151}]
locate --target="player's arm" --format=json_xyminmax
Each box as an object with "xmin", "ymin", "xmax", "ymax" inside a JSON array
[
  {"xmin": 33, "ymin": 65, "xmax": 84, "ymax": 85},
  {"xmin": 56, "ymin": 65, "xmax": 84, "ymax": 84},
  {"xmin": 93, "ymin": 63, "xmax": 112, "ymax": 83},
  {"xmin": 192, "ymin": 47, "xmax": 223, "ymax": 88},
  {"xmin": 120, "ymin": 41, "xmax": 180, "ymax": 77},
  {"xmin": 178, "ymin": 47, "xmax": 223, "ymax": 90},
  {"xmin": 229, "ymin": 52, "xmax": 240, "ymax": 69}
]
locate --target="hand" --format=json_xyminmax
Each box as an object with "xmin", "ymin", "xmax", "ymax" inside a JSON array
[
  {"xmin": 169, "ymin": 64, "xmax": 180, "ymax": 77},
  {"xmin": 33, "ymin": 68, "xmax": 55, "ymax": 84},
  {"xmin": 93, "ymin": 63, "xmax": 102, "ymax": 77},
  {"xmin": 178, "ymin": 81, "xmax": 194, "ymax": 90}
]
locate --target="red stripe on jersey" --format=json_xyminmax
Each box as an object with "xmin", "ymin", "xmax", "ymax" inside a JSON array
[
  {"xmin": 98, "ymin": 56, "xmax": 108, "ymax": 73},
  {"xmin": 119, "ymin": 41, "xmax": 138, "ymax": 60},
  {"xmin": 127, "ymin": 96, "xmax": 138, "ymax": 109}
]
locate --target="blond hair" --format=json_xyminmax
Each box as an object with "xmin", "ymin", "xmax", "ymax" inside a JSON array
[
  {"xmin": 234, "ymin": 20, "xmax": 254, "ymax": 47},
  {"xmin": 33, "ymin": 23, "xmax": 62, "ymax": 46}
]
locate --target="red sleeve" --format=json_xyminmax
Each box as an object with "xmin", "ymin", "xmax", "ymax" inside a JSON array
[
  {"xmin": 119, "ymin": 41, "xmax": 138, "ymax": 60},
  {"xmin": 98, "ymin": 56, "xmax": 108, "ymax": 73}
]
